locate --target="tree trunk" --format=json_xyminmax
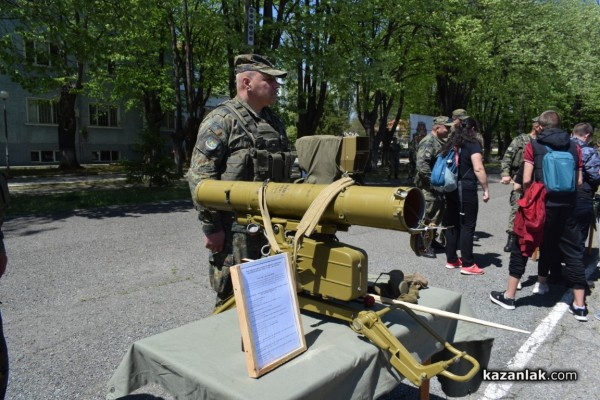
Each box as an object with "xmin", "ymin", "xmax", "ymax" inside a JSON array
[
  {"xmin": 57, "ymin": 85, "xmax": 80, "ymax": 170},
  {"xmin": 435, "ymin": 71, "xmax": 473, "ymax": 116}
]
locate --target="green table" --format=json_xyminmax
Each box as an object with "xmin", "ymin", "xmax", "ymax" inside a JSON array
[{"xmin": 107, "ymin": 287, "xmax": 493, "ymax": 400}]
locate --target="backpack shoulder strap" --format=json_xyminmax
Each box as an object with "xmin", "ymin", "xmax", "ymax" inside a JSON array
[{"xmin": 221, "ymin": 101, "xmax": 259, "ymax": 146}]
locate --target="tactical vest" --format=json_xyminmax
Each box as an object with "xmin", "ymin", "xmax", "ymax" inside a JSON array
[{"xmin": 220, "ymin": 101, "xmax": 293, "ymax": 183}]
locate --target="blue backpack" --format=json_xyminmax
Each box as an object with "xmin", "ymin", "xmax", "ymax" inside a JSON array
[
  {"xmin": 542, "ymin": 145, "xmax": 576, "ymax": 192},
  {"xmin": 431, "ymin": 147, "xmax": 460, "ymax": 192}
]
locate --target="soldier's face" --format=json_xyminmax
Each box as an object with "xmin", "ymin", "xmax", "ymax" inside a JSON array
[
  {"xmin": 434, "ymin": 125, "xmax": 449, "ymax": 137},
  {"xmin": 247, "ymin": 72, "xmax": 281, "ymax": 107}
]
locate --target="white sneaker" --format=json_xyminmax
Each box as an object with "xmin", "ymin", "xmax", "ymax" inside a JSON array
[
  {"xmin": 517, "ymin": 280, "xmax": 522, "ymax": 290},
  {"xmin": 532, "ymin": 282, "xmax": 549, "ymax": 295}
]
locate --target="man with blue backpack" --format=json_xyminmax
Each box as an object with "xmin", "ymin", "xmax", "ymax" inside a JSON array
[
  {"xmin": 414, "ymin": 116, "xmax": 453, "ymax": 257},
  {"xmin": 491, "ymin": 110, "xmax": 590, "ymax": 321}
]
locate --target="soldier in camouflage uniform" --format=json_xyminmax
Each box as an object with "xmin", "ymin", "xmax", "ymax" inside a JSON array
[
  {"xmin": 407, "ymin": 122, "xmax": 427, "ymax": 183},
  {"xmin": 414, "ymin": 116, "xmax": 453, "ymax": 256},
  {"xmin": 500, "ymin": 117, "xmax": 540, "ymax": 252},
  {"xmin": 451, "ymin": 109, "xmax": 484, "ymax": 152},
  {"xmin": 187, "ymin": 54, "xmax": 293, "ymax": 307}
]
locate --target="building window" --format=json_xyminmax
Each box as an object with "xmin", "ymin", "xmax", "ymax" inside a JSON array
[
  {"xmin": 27, "ymin": 98, "xmax": 59, "ymax": 125},
  {"xmin": 30, "ymin": 150, "xmax": 60, "ymax": 163},
  {"xmin": 24, "ymin": 39, "xmax": 57, "ymax": 66},
  {"xmin": 91, "ymin": 150, "xmax": 120, "ymax": 162},
  {"xmin": 89, "ymin": 103, "xmax": 119, "ymax": 127}
]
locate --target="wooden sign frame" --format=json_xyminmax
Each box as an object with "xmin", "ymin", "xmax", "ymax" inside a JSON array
[{"xmin": 230, "ymin": 253, "xmax": 307, "ymax": 378}]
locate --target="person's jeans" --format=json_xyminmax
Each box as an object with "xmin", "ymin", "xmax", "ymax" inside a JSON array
[{"xmin": 444, "ymin": 188, "xmax": 479, "ymax": 267}]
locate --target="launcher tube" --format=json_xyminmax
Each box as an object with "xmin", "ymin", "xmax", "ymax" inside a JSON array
[{"xmin": 194, "ymin": 180, "xmax": 424, "ymax": 232}]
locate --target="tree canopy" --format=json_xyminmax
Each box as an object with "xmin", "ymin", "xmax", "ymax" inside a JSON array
[{"xmin": 2, "ymin": 0, "xmax": 599, "ymax": 168}]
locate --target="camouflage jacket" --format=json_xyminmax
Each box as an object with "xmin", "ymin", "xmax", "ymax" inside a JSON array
[
  {"xmin": 500, "ymin": 133, "xmax": 532, "ymax": 178},
  {"xmin": 187, "ymin": 96, "xmax": 288, "ymax": 234},
  {"xmin": 415, "ymin": 133, "xmax": 445, "ymax": 190},
  {"xmin": 408, "ymin": 134, "xmax": 425, "ymax": 163}
]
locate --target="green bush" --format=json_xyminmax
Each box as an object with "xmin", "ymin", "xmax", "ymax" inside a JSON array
[{"xmin": 122, "ymin": 129, "xmax": 177, "ymax": 187}]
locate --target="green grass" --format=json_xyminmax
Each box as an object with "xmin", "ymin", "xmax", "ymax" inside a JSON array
[
  {"xmin": 8, "ymin": 182, "xmax": 191, "ymax": 215},
  {"xmin": 8, "ymin": 164, "xmax": 125, "ymax": 178}
]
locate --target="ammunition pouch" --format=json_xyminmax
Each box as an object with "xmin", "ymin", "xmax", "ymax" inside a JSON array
[
  {"xmin": 253, "ymin": 149, "xmax": 294, "ymax": 183},
  {"xmin": 222, "ymin": 148, "xmax": 294, "ymax": 183},
  {"xmin": 222, "ymin": 150, "xmax": 254, "ymax": 181}
]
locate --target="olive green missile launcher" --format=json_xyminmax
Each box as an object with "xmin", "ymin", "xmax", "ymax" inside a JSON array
[
  {"xmin": 193, "ymin": 178, "xmax": 479, "ymax": 387},
  {"xmin": 195, "ymin": 180, "xmax": 423, "ymax": 301}
]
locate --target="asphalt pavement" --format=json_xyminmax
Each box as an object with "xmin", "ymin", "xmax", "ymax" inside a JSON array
[{"xmin": 1, "ymin": 172, "xmax": 599, "ymax": 399}]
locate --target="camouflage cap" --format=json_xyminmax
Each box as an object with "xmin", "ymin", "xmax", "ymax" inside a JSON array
[
  {"xmin": 234, "ymin": 54, "xmax": 287, "ymax": 78},
  {"xmin": 532, "ymin": 116, "xmax": 539, "ymax": 123},
  {"xmin": 433, "ymin": 116, "xmax": 453, "ymax": 126},
  {"xmin": 452, "ymin": 109, "xmax": 469, "ymax": 120}
]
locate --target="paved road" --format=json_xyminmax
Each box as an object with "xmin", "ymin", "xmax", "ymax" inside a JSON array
[{"xmin": 1, "ymin": 177, "xmax": 599, "ymax": 399}]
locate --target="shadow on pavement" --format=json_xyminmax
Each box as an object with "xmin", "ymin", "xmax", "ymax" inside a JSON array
[{"xmin": 5, "ymin": 200, "xmax": 194, "ymax": 236}]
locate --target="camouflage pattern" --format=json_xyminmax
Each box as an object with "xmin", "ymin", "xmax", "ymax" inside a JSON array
[
  {"xmin": 500, "ymin": 133, "xmax": 532, "ymax": 179},
  {"xmin": 408, "ymin": 133, "xmax": 425, "ymax": 163},
  {"xmin": 501, "ymin": 133, "xmax": 532, "ymax": 233},
  {"xmin": 414, "ymin": 133, "xmax": 446, "ymax": 225},
  {"xmin": 388, "ymin": 139, "xmax": 401, "ymax": 179},
  {"xmin": 507, "ymin": 189, "xmax": 523, "ymax": 233},
  {"xmin": 451, "ymin": 109, "xmax": 469, "ymax": 120},
  {"xmin": 209, "ymin": 219, "xmax": 267, "ymax": 306},
  {"xmin": 187, "ymin": 96, "xmax": 288, "ymax": 305},
  {"xmin": 235, "ymin": 54, "xmax": 287, "ymax": 77},
  {"xmin": 407, "ymin": 133, "xmax": 425, "ymax": 183},
  {"xmin": 188, "ymin": 96, "xmax": 288, "ymax": 233}
]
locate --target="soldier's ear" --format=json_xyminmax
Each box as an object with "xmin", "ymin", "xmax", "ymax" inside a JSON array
[{"xmin": 242, "ymin": 75, "xmax": 253, "ymax": 88}]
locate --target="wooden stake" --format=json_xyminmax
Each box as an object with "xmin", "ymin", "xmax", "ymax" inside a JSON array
[{"xmin": 370, "ymin": 294, "xmax": 530, "ymax": 335}]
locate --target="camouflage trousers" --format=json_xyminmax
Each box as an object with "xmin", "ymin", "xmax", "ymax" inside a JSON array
[
  {"xmin": 506, "ymin": 189, "xmax": 523, "ymax": 233},
  {"xmin": 208, "ymin": 222, "xmax": 267, "ymax": 307},
  {"xmin": 422, "ymin": 189, "xmax": 445, "ymax": 226}
]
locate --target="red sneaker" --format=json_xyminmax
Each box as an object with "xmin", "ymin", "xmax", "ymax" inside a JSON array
[
  {"xmin": 445, "ymin": 258, "xmax": 462, "ymax": 269},
  {"xmin": 461, "ymin": 264, "xmax": 484, "ymax": 275}
]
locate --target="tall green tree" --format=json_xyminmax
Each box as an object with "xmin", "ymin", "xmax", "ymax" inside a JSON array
[
  {"xmin": 168, "ymin": 0, "xmax": 230, "ymax": 166},
  {"xmin": 0, "ymin": 0, "xmax": 119, "ymax": 169},
  {"xmin": 87, "ymin": 0, "xmax": 176, "ymax": 179},
  {"xmin": 341, "ymin": 0, "xmax": 433, "ymax": 168}
]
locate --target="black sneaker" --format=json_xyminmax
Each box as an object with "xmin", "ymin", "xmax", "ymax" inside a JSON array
[
  {"xmin": 490, "ymin": 291, "xmax": 515, "ymax": 310},
  {"xmin": 568, "ymin": 303, "xmax": 589, "ymax": 322}
]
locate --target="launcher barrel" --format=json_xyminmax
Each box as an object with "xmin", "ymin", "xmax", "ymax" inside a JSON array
[{"xmin": 194, "ymin": 180, "xmax": 424, "ymax": 232}]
